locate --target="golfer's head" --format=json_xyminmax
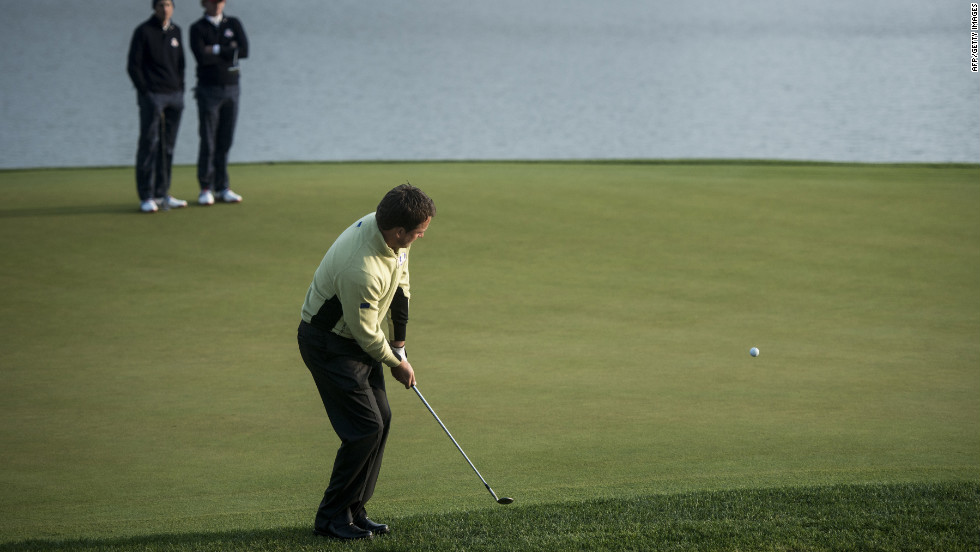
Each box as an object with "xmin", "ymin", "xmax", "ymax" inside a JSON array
[
  {"xmin": 153, "ymin": 0, "xmax": 174, "ymax": 18},
  {"xmin": 376, "ymin": 183, "xmax": 436, "ymax": 234},
  {"xmin": 201, "ymin": 0, "xmax": 225, "ymax": 15}
]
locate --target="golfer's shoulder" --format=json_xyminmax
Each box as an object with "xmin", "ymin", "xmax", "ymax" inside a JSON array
[
  {"xmin": 334, "ymin": 264, "xmax": 384, "ymax": 299},
  {"xmin": 331, "ymin": 243, "xmax": 382, "ymax": 279},
  {"xmin": 133, "ymin": 18, "xmax": 156, "ymax": 37}
]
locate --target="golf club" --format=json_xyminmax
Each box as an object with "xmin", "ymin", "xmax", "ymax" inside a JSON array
[{"xmin": 412, "ymin": 385, "xmax": 514, "ymax": 505}]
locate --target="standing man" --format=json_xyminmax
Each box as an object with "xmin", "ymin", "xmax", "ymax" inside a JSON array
[
  {"xmin": 189, "ymin": 0, "xmax": 248, "ymax": 206},
  {"xmin": 127, "ymin": 0, "xmax": 189, "ymax": 213},
  {"xmin": 297, "ymin": 184, "xmax": 436, "ymax": 540}
]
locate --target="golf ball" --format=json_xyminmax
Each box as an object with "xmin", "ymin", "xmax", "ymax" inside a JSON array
[{"xmin": 749, "ymin": 347, "xmax": 759, "ymax": 357}]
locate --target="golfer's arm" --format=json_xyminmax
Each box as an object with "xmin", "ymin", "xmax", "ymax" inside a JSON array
[
  {"xmin": 234, "ymin": 20, "xmax": 249, "ymax": 58},
  {"xmin": 338, "ymin": 276, "xmax": 402, "ymax": 368},
  {"xmin": 389, "ymin": 256, "xmax": 410, "ymax": 346},
  {"xmin": 390, "ymin": 287, "xmax": 409, "ymax": 344},
  {"xmin": 127, "ymin": 33, "xmax": 146, "ymax": 92}
]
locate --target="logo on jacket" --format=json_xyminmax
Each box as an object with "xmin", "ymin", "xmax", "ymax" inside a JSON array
[
  {"xmin": 224, "ymin": 29, "xmax": 235, "ymax": 39},
  {"xmin": 397, "ymin": 252, "xmax": 407, "ymax": 266},
  {"xmin": 170, "ymin": 37, "xmax": 180, "ymax": 48}
]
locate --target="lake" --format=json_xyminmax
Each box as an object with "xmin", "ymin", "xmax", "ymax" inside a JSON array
[{"xmin": 1, "ymin": 0, "xmax": 977, "ymax": 169}]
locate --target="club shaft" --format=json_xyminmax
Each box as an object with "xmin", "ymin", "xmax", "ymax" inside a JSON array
[{"xmin": 412, "ymin": 385, "xmax": 499, "ymax": 501}]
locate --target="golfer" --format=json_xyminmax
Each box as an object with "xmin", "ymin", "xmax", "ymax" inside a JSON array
[
  {"xmin": 297, "ymin": 183, "xmax": 435, "ymax": 540},
  {"xmin": 127, "ymin": 0, "xmax": 188, "ymax": 213},
  {"xmin": 189, "ymin": 0, "xmax": 249, "ymax": 205}
]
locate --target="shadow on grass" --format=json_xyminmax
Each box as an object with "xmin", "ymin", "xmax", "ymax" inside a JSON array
[
  {"xmin": 0, "ymin": 204, "xmax": 141, "ymax": 218},
  {"xmin": 3, "ymin": 482, "xmax": 978, "ymax": 552},
  {"xmin": 1, "ymin": 526, "xmax": 336, "ymax": 552}
]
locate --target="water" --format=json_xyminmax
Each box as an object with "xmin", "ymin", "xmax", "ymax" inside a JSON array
[{"xmin": 1, "ymin": 0, "xmax": 977, "ymax": 169}]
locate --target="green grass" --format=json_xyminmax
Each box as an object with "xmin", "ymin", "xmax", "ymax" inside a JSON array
[
  {"xmin": 1, "ymin": 161, "xmax": 978, "ymax": 550},
  {"xmin": 3, "ymin": 482, "xmax": 978, "ymax": 551}
]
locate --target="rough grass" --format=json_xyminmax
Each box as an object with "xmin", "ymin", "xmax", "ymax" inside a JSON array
[{"xmin": 3, "ymin": 482, "xmax": 977, "ymax": 551}]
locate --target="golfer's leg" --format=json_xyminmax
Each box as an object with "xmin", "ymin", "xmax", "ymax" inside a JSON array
[
  {"xmin": 316, "ymin": 380, "xmax": 386, "ymax": 526},
  {"xmin": 297, "ymin": 336, "xmax": 386, "ymax": 530},
  {"xmin": 159, "ymin": 94, "xmax": 182, "ymax": 199},
  {"xmin": 195, "ymin": 87, "xmax": 219, "ymax": 191},
  {"xmin": 135, "ymin": 93, "xmax": 160, "ymax": 202},
  {"xmin": 213, "ymin": 87, "xmax": 238, "ymax": 193},
  {"xmin": 350, "ymin": 365, "xmax": 391, "ymax": 519}
]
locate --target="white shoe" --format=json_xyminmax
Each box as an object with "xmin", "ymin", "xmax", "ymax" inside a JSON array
[
  {"xmin": 218, "ymin": 189, "xmax": 243, "ymax": 203},
  {"xmin": 140, "ymin": 199, "xmax": 158, "ymax": 213},
  {"xmin": 156, "ymin": 196, "xmax": 188, "ymax": 209},
  {"xmin": 198, "ymin": 190, "xmax": 215, "ymax": 206}
]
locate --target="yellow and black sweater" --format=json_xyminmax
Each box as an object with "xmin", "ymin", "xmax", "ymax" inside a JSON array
[{"xmin": 301, "ymin": 213, "xmax": 410, "ymax": 369}]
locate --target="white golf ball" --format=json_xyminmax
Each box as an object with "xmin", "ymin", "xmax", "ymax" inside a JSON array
[{"xmin": 749, "ymin": 347, "xmax": 759, "ymax": 357}]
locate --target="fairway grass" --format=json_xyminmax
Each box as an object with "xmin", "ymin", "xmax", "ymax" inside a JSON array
[{"xmin": 1, "ymin": 161, "xmax": 978, "ymax": 548}]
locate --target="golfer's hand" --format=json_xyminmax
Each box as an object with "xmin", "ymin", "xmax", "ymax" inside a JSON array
[{"xmin": 391, "ymin": 360, "xmax": 415, "ymax": 389}]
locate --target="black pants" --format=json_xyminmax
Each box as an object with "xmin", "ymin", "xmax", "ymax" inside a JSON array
[
  {"xmin": 195, "ymin": 84, "xmax": 239, "ymax": 193},
  {"xmin": 297, "ymin": 321, "xmax": 391, "ymax": 529},
  {"xmin": 135, "ymin": 91, "xmax": 183, "ymax": 201}
]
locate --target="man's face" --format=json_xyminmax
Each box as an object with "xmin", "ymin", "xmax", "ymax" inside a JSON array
[
  {"xmin": 394, "ymin": 217, "xmax": 431, "ymax": 249},
  {"xmin": 154, "ymin": 0, "xmax": 174, "ymax": 21},
  {"xmin": 203, "ymin": 0, "xmax": 225, "ymax": 17}
]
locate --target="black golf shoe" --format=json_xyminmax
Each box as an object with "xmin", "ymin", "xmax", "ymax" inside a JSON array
[
  {"xmin": 313, "ymin": 521, "xmax": 373, "ymax": 540},
  {"xmin": 354, "ymin": 515, "xmax": 390, "ymax": 535}
]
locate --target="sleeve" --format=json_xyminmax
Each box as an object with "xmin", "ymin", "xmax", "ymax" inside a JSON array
[
  {"xmin": 336, "ymin": 269, "xmax": 402, "ymax": 368},
  {"xmin": 127, "ymin": 28, "xmax": 146, "ymax": 93},
  {"xmin": 389, "ymin": 257, "xmax": 410, "ymax": 342},
  {"xmin": 177, "ymin": 28, "xmax": 186, "ymax": 89},
  {"xmin": 233, "ymin": 18, "xmax": 249, "ymax": 59},
  {"xmin": 189, "ymin": 21, "xmax": 218, "ymax": 65},
  {"xmin": 188, "ymin": 22, "xmax": 205, "ymax": 63},
  {"xmin": 390, "ymin": 287, "xmax": 409, "ymax": 342}
]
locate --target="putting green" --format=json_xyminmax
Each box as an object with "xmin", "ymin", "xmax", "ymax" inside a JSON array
[{"xmin": 1, "ymin": 161, "xmax": 977, "ymax": 543}]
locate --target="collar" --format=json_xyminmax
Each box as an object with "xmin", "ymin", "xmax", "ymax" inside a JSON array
[
  {"xmin": 154, "ymin": 15, "xmax": 173, "ymax": 31},
  {"xmin": 206, "ymin": 14, "xmax": 223, "ymax": 26},
  {"xmin": 364, "ymin": 213, "xmax": 399, "ymax": 258}
]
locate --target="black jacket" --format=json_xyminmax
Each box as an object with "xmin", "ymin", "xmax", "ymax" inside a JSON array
[
  {"xmin": 189, "ymin": 15, "xmax": 249, "ymax": 86},
  {"xmin": 127, "ymin": 16, "xmax": 185, "ymax": 94}
]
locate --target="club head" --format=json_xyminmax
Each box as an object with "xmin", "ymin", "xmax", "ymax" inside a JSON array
[{"xmin": 497, "ymin": 497, "xmax": 515, "ymax": 505}]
